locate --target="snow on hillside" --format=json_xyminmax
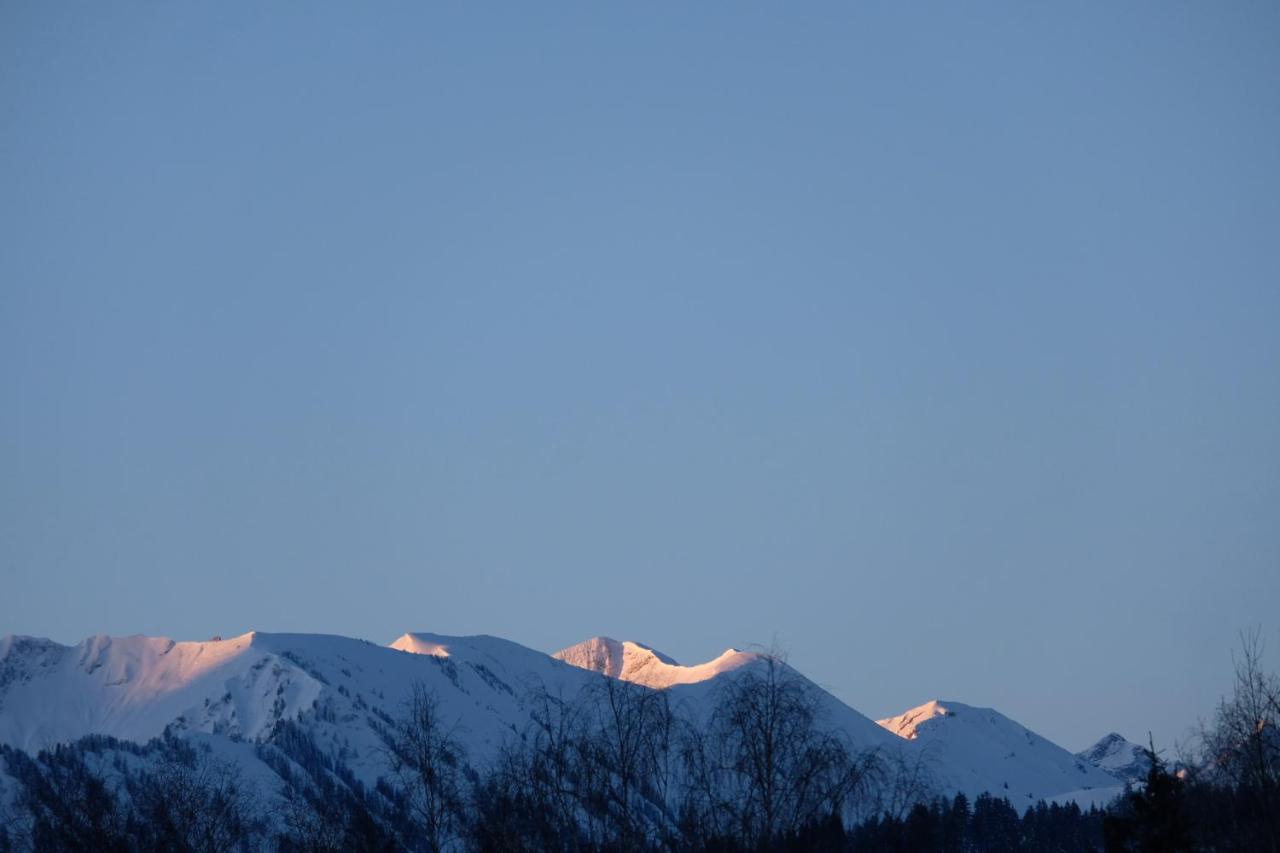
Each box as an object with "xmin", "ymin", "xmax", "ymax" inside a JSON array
[
  {"xmin": 553, "ymin": 636, "xmax": 757, "ymax": 689},
  {"xmin": 1076, "ymin": 732, "xmax": 1151, "ymax": 784},
  {"xmin": 389, "ymin": 631, "xmax": 594, "ymax": 697},
  {"xmin": 0, "ymin": 630, "xmax": 1127, "ymax": 808},
  {"xmin": 877, "ymin": 700, "xmax": 1123, "ymax": 805},
  {"xmin": 0, "ymin": 630, "xmax": 603, "ymax": 782},
  {"xmin": 553, "ymin": 636, "xmax": 899, "ymax": 756},
  {"xmin": 0, "ymin": 631, "xmax": 319, "ymax": 750}
]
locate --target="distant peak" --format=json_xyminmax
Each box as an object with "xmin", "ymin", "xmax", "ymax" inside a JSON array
[
  {"xmin": 1076, "ymin": 732, "xmax": 1149, "ymax": 782},
  {"xmin": 1078, "ymin": 732, "xmax": 1142, "ymax": 761},
  {"xmin": 877, "ymin": 699, "xmax": 965, "ymax": 740},
  {"xmin": 553, "ymin": 637, "xmax": 756, "ymax": 689},
  {"xmin": 390, "ymin": 633, "xmax": 452, "ymax": 657}
]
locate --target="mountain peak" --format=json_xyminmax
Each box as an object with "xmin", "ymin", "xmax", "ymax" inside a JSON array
[
  {"xmin": 877, "ymin": 699, "xmax": 961, "ymax": 740},
  {"xmin": 553, "ymin": 636, "xmax": 755, "ymax": 689},
  {"xmin": 0, "ymin": 628, "xmax": 1129, "ymax": 808},
  {"xmin": 1076, "ymin": 732, "xmax": 1151, "ymax": 784},
  {"xmin": 878, "ymin": 699, "xmax": 1125, "ymax": 802},
  {"xmin": 390, "ymin": 633, "xmax": 453, "ymax": 657}
]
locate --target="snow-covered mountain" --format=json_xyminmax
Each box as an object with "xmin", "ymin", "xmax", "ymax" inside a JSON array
[
  {"xmin": 553, "ymin": 636, "xmax": 759, "ymax": 689},
  {"xmin": 1076, "ymin": 732, "xmax": 1151, "ymax": 785},
  {"xmin": 552, "ymin": 636, "xmax": 903, "ymax": 756},
  {"xmin": 876, "ymin": 699, "xmax": 1124, "ymax": 805},
  {"xmin": 0, "ymin": 629, "xmax": 1125, "ymax": 811},
  {"xmin": 0, "ymin": 630, "xmax": 599, "ymax": 776}
]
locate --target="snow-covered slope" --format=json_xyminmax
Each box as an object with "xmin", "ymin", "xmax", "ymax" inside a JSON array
[
  {"xmin": 1076, "ymin": 732, "xmax": 1150, "ymax": 785},
  {"xmin": 553, "ymin": 636, "xmax": 758, "ymax": 689},
  {"xmin": 877, "ymin": 700, "xmax": 1124, "ymax": 805},
  {"xmin": 553, "ymin": 636, "xmax": 898, "ymax": 756},
  {"xmin": 0, "ymin": 630, "xmax": 603, "ymax": 779},
  {"xmin": 0, "ymin": 629, "xmax": 1126, "ymax": 808},
  {"xmin": 0, "ymin": 631, "xmax": 319, "ymax": 750},
  {"xmin": 0, "ymin": 629, "xmax": 627, "ymax": 842}
]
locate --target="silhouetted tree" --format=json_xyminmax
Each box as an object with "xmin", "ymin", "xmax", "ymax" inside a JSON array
[
  {"xmin": 9, "ymin": 743, "xmax": 131, "ymax": 853},
  {"xmin": 383, "ymin": 683, "xmax": 467, "ymax": 853},
  {"xmin": 574, "ymin": 677, "xmax": 677, "ymax": 849},
  {"xmin": 1104, "ymin": 737, "xmax": 1191, "ymax": 853},
  {"xmin": 276, "ymin": 778, "xmax": 398, "ymax": 853},
  {"xmin": 1193, "ymin": 628, "xmax": 1280, "ymax": 852},
  {"xmin": 970, "ymin": 792, "xmax": 1021, "ymax": 853},
  {"xmin": 872, "ymin": 741, "xmax": 939, "ymax": 823},
  {"xmin": 679, "ymin": 649, "xmax": 878, "ymax": 850},
  {"xmin": 127, "ymin": 738, "xmax": 263, "ymax": 853},
  {"xmin": 942, "ymin": 791, "xmax": 969, "ymax": 853}
]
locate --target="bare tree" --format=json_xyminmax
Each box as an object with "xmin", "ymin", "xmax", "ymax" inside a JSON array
[
  {"xmin": 526, "ymin": 684, "xmax": 591, "ymax": 845},
  {"xmin": 680, "ymin": 649, "xmax": 879, "ymax": 849},
  {"xmin": 1195, "ymin": 628, "xmax": 1280, "ymax": 850},
  {"xmin": 872, "ymin": 740, "xmax": 939, "ymax": 823},
  {"xmin": 277, "ymin": 782, "xmax": 350, "ymax": 853},
  {"xmin": 677, "ymin": 715, "xmax": 732, "ymax": 847},
  {"xmin": 128, "ymin": 741, "xmax": 263, "ymax": 853},
  {"xmin": 464, "ymin": 686, "xmax": 587, "ymax": 853},
  {"xmin": 275, "ymin": 781, "xmax": 396, "ymax": 853},
  {"xmin": 384, "ymin": 683, "xmax": 467, "ymax": 853},
  {"xmin": 575, "ymin": 677, "xmax": 677, "ymax": 850},
  {"xmin": 464, "ymin": 676, "xmax": 684, "ymax": 852},
  {"xmin": 12, "ymin": 746, "xmax": 131, "ymax": 853}
]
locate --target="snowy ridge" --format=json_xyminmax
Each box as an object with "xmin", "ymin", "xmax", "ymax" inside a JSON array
[
  {"xmin": 878, "ymin": 698, "xmax": 956, "ymax": 740},
  {"xmin": 877, "ymin": 700, "xmax": 1124, "ymax": 804},
  {"xmin": 0, "ymin": 630, "xmax": 1126, "ymax": 807},
  {"xmin": 0, "ymin": 630, "xmax": 602, "ymax": 777},
  {"xmin": 0, "ymin": 631, "xmax": 323, "ymax": 750},
  {"xmin": 551, "ymin": 636, "xmax": 896, "ymax": 755},
  {"xmin": 552, "ymin": 636, "xmax": 758, "ymax": 689}
]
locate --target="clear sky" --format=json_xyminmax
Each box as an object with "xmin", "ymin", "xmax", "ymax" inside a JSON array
[{"xmin": 2, "ymin": 2, "xmax": 1277, "ymax": 751}]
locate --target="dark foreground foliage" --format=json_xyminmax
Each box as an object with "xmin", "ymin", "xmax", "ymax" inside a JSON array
[{"xmin": 2, "ymin": 739, "xmax": 1276, "ymax": 853}]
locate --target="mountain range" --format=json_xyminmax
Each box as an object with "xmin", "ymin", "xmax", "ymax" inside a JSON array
[{"xmin": 0, "ymin": 629, "xmax": 1132, "ymax": 813}]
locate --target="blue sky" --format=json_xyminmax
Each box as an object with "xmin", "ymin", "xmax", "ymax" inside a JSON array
[{"xmin": 2, "ymin": 2, "xmax": 1277, "ymax": 750}]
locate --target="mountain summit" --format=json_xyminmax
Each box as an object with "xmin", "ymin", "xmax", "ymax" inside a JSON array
[
  {"xmin": 877, "ymin": 698, "xmax": 957, "ymax": 740},
  {"xmin": 1076, "ymin": 732, "xmax": 1151, "ymax": 784},
  {"xmin": 878, "ymin": 700, "xmax": 1124, "ymax": 804},
  {"xmin": 553, "ymin": 636, "xmax": 758, "ymax": 689},
  {"xmin": 0, "ymin": 629, "xmax": 1126, "ymax": 810}
]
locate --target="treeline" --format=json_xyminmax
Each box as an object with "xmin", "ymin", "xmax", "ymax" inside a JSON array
[
  {"xmin": 841, "ymin": 793, "xmax": 1104, "ymax": 852},
  {"xmin": 0, "ymin": 638, "xmax": 1277, "ymax": 852},
  {"xmin": 0, "ymin": 735, "xmax": 262, "ymax": 853},
  {"xmin": 846, "ymin": 742, "xmax": 1280, "ymax": 853}
]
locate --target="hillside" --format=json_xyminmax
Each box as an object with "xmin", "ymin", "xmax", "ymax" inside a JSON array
[
  {"xmin": 0, "ymin": 630, "xmax": 1123, "ymax": 810},
  {"xmin": 877, "ymin": 699, "xmax": 1124, "ymax": 804}
]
